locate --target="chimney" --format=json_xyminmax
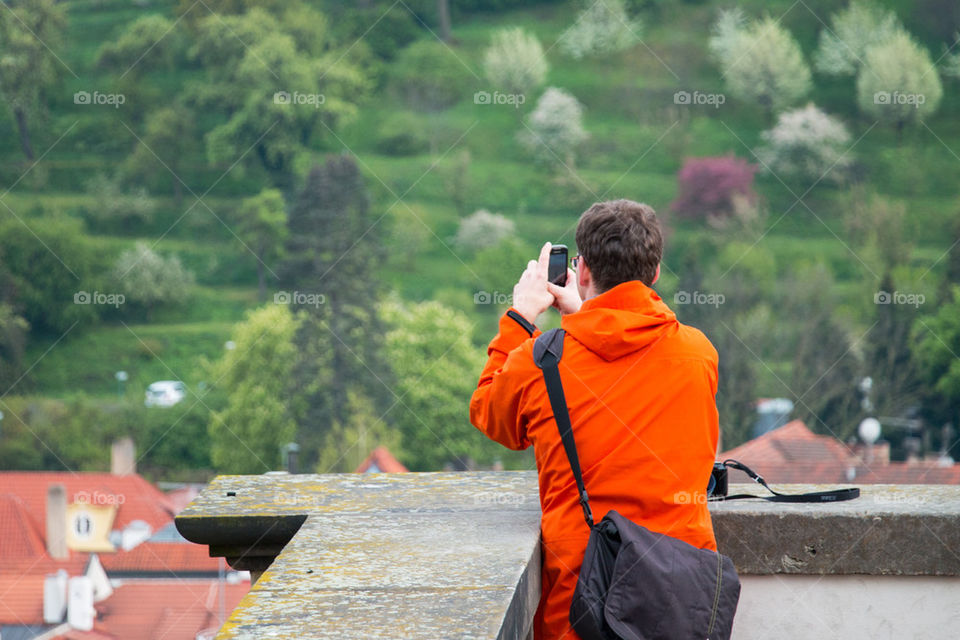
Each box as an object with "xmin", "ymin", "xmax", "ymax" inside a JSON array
[
  {"xmin": 43, "ymin": 569, "xmax": 68, "ymax": 624},
  {"xmin": 67, "ymin": 576, "xmax": 95, "ymax": 631},
  {"xmin": 46, "ymin": 484, "xmax": 68, "ymax": 560},
  {"xmin": 111, "ymin": 437, "xmax": 136, "ymax": 475}
]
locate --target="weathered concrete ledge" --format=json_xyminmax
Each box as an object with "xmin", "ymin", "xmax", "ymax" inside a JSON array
[
  {"xmin": 176, "ymin": 472, "xmax": 541, "ymax": 639},
  {"xmin": 712, "ymin": 483, "xmax": 960, "ymax": 575},
  {"xmin": 177, "ymin": 473, "xmax": 960, "ymax": 638}
]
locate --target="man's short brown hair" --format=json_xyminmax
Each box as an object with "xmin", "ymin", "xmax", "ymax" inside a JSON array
[{"xmin": 575, "ymin": 199, "xmax": 663, "ymax": 291}]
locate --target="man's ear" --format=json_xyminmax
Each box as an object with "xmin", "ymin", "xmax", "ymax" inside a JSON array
[
  {"xmin": 578, "ymin": 262, "xmax": 591, "ymax": 289},
  {"xmin": 652, "ymin": 263, "xmax": 660, "ymax": 285}
]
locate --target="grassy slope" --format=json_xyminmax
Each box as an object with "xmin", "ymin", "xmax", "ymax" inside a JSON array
[{"xmin": 6, "ymin": 0, "xmax": 959, "ymax": 404}]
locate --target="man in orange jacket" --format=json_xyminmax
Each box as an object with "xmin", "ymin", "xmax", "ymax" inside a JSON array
[{"xmin": 470, "ymin": 200, "xmax": 719, "ymax": 640}]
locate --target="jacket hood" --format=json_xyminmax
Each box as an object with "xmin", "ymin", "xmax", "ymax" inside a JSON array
[{"xmin": 561, "ymin": 281, "xmax": 678, "ymax": 361}]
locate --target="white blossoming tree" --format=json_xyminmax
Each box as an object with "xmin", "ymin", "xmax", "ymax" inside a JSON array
[
  {"xmin": 519, "ymin": 87, "xmax": 588, "ymax": 167},
  {"xmin": 755, "ymin": 104, "xmax": 852, "ymax": 184},
  {"xmin": 813, "ymin": 1, "xmax": 904, "ymax": 76},
  {"xmin": 856, "ymin": 30, "xmax": 943, "ymax": 135},
  {"xmin": 483, "ymin": 27, "xmax": 548, "ymax": 101},
  {"xmin": 709, "ymin": 14, "xmax": 811, "ymax": 117},
  {"xmin": 454, "ymin": 210, "xmax": 516, "ymax": 252},
  {"xmin": 560, "ymin": 0, "xmax": 640, "ymax": 60}
]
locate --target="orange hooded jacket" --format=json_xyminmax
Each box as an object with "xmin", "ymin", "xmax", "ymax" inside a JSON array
[{"xmin": 470, "ymin": 280, "xmax": 719, "ymax": 640}]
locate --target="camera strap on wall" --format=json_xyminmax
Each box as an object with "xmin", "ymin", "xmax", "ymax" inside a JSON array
[{"xmin": 717, "ymin": 459, "xmax": 860, "ymax": 503}]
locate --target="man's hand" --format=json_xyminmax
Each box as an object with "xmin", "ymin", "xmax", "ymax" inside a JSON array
[
  {"xmin": 512, "ymin": 243, "xmax": 557, "ymax": 324},
  {"xmin": 547, "ymin": 268, "xmax": 581, "ymax": 315}
]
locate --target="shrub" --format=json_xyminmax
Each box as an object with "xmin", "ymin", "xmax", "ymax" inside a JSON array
[
  {"xmin": 112, "ymin": 242, "xmax": 195, "ymax": 318},
  {"xmin": 670, "ymin": 156, "xmax": 758, "ymax": 221},
  {"xmin": 375, "ymin": 112, "xmax": 430, "ymax": 156},
  {"xmin": 856, "ymin": 30, "xmax": 943, "ymax": 132},
  {"xmin": 391, "ymin": 40, "xmax": 469, "ymax": 112},
  {"xmin": 84, "ymin": 173, "xmax": 157, "ymax": 232},
  {"xmin": 814, "ymin": 1, "xmax": 904, "ymax": 76},
  {"xmin": 755, "ymin": 104, "xmax": 851, "ymax": 183},
  {"xmin": 483, "ymin": 27, "xmax": 548, "ymax": 99},
  {"xmin": 454, "ymin": 209, "xmax": 516, "ymax": 251},
  {"xmin": 560, "ymin": 0, "xmax": 640, "ymax": 59},
  {"xmin": 519, "ymin": 87, "xmax": 588, "ymax": 166},
  {"xmin": 709, "ymin": 13, "xmax": 811, "ymax": 114}
]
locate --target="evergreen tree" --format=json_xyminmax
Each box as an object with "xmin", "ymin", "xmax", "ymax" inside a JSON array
[
  {"xmin": 282, "ymin": 155, "xmax": 393, "ymax": 469},
  {"xmin": 865, "ymin": 274, "xmax": 923, "ymax": 419}
]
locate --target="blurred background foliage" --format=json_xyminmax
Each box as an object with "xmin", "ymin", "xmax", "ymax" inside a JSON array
[{"xmin": 0, "ymin": 0, "xmax": 959, "ymax": 479}]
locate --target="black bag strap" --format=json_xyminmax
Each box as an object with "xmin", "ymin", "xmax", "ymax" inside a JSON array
[
  {"xmin": 718, "ymin": 459, "xmax": 860, "ymax": 503},
  {"xmin": 533, "ymin": 329, "xmax": 594, "ymax": 528}
]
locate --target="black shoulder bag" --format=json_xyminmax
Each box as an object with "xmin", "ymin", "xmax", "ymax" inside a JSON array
[{"xmin": 534, "ymin": 328, "xmax": 740, "ymax": 640}]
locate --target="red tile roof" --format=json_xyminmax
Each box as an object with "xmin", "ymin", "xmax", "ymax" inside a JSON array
[
  {"xmin": 0, "ymin": 573, "xmax": 46, "ymax": 626},
  {"xmin": 355, "ymin": 446, "xmax": 409, "ymax": 473},
  {"xmin": 98, "ymin": 541, "xmax": 221, "ymax": 575},
  {"xmin": 0, "ymin": 494, "xmax": 47, "ymax": 560},
  {"xmin": 0, "ymin": 472, "xmax": 176, "ymax": 535},
  {"xmin": 46, "ymin": 580, "xmax": 249, "ymax": 640},
  {"xmin": 720, "ymin": 420, "xmax": 960, "ymax": 485}
]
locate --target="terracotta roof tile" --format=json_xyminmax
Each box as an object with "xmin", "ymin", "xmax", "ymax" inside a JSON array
[
  {"xmin": 721, "ymin": 420, "xmax": 960, "ymax": 485},
  {"xmin": 355, "ymin": 446, "xmax": 408, "ymax": 473}
]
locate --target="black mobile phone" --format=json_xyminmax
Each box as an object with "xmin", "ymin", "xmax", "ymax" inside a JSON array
[{"xmin": 548, "ymin": 245, "xmax": 568, "ymax": 286}]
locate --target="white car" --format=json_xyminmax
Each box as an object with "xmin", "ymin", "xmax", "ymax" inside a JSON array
[{"xmin": 144, "ymin": 381, "xmax": 186, "ymax": 408}]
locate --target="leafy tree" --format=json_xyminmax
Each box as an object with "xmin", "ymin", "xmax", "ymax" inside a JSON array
[
  {"xmin": 0, "ymin": 0, "xmax": 67, "ymax": 160},
  {"xmin": 560, "ymin": 0, "xmax": 640, "ymax": 60},
  {"xmin": 382, "ymin": 299, "xmax": 497, "ymax": 470},
  {"xmin": 327, "ymin": 3, "xmax": 420, "ymax": 61},
  {"xmin": 191, "ymin": 7, "xmax": 369, "ymax": 188},
  {"xmin": 709, "ymin": 14, "xmax": 811, "ymax": 117},
  {"xmin": 784, "ymin": 266, "xmax": 864, "ymax": 440},
  {"xmin": 915, "ymin": 286, "xmax": 960, "ymax": 430},
  {"xmin": 235, "ymin": 189, "xmax": 287, "ymax": 302},
  {"xmin": 865, "ymin": 274, "xmax": 923, "ymax": 419},
  {"xmin": 390, "ymin": 40, "xmax": 468, "ymax": 113},
  {"xmin": 755, "ymin": 104, "xmax": 852, "ymax": 184},
  {"xmin": 112, "ymin": 242, "xmax": 194, "ymax": 319},
  {"xmin": 0, "ymin": 218, "xmax": 104, "ymax": 334},
  {"xmin": 707, "ymin": 8, "xmax": 745, "ymax": 65},
  {"xmin": 519, "ymin": 87, "xmax": 588, "ymax": 168},
  {"xmin": 454, "ymin": 209, "xmax": 516, "ymax": 252},
  {"xmin": 124, "ymin": 106, "xmax": 196, "ymax": 205},
  {"xmin": 470, "ymin": 237, "xmax": 534, "ymax": 308},
  {"xmin": 315, "ymin": 389, "xmax": 402, "ymax": 472},
  {"xmin": 814, "ymin": 1, "xmax": 904, "ymax": 76},
  {"xmin": 208, "ymin": 304, "xmax": 299, "ymax": 473},
  {"xmin": 670, "ymin": 156, "xmax": 757, "ymax": 222},
  {"xmin": 856, "ymin": 30, "xmax": 943, "ymax": 136},
  {"xmin": 96, "ymin": 14, "xmax": 179, "ymax": 73},
  {"xmin": 281, "ymin": 156, "xmax": 393, "ymax": 469},
  {"xmin": 483, "ymin": 27, "xmax": 548, "ymax": 99}
]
